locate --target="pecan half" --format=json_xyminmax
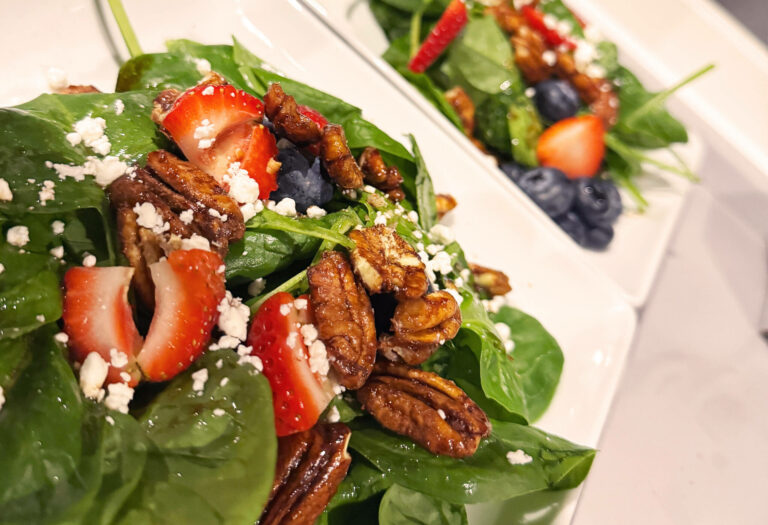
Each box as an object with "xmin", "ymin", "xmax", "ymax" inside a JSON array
[
  {"xmin": 378, "ymin": 291, "xmax": 461, "ymax": 365},
  {"xmin": 358, "ymin": 147, "xmax": 404, "ymax": 198},
  {"xmin": 554, "ymin": 52, "xmax": 619, "ymax": 127},
  {"xmin": 260, "ymin": 423, "xmax": 352, "ymax": 525},
  {"xmin": 435, "ymin": 193, "xmax": 457, "ymax": 219},
  {"xmin": 263, "ymin": 83, "xmax": 323, "ymax": 147},
  {"xmin": 511, "ymin": 26, "xmax": 554, "ymax": 84},
  {"xmin": 320, "ymin": 124, "xmax": 364, "ymax": 189},
  {"xmin": 114, "ymin": 207, "xmax": 164, "ymax": 308},
  {"xmin": 357, "ymin": 362, "xmax": 490, "ymax": 458},
  {"xmin": 444, "ymin": 86, "xmax": 476, "ymax": 136},
  {"xmin": 470, "ymin": 263, "xmax": 512, "ymax": 296},
  {"xmin": 348, "ymin": 225, "xmax": 428, "ymax": 300},
  {"xmin": 307, "ymin": 251, "xmax": 377, "ymax": 389}
]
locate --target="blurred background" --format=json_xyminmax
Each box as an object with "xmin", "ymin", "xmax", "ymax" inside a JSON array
[{"xmin": 717, "ymin": 0, "xmax": 767, "ymax": 42}]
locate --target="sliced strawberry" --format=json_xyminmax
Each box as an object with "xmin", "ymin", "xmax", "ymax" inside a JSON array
[
  {"xmin": 239, "ymin": 124, "xmax": 279, "ymax": 199},
  {"xmin": 520, "ymin": 5, "xmax": 577, "ymax": 51},
  {"xmin": 62, "ymin": 266, "xmax": 142, "ymax": 386},
  {"xmin": 408, "ymin": 0, "xmax": 468, "ymax": 74},
  {"xmin": 298, "ymin": 105, "xmax": 328, "ymax": 129},
  {"xmin": 536, "ymin": 115, "xmax": 605, "ymax": 178},
  {"xmin": 137, "ymin": 249, "xmax": 226, "ymax": 381},
  {"xmin": 247, "ymin": 292, "xmax": 334, "ymax": 436}
]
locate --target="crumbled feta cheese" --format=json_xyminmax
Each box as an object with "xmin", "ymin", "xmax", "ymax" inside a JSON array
[
  {"xmin": 326, "ymin": 405, "xmax": 341, "ymax": 423},
  {"xmin": 574, "ymin": 40, "xmax": 599, "ymax": 72},
  {"xmin": 194, "ymin": 58, "xmax": 212, "ymax": 75},
  {"xmin": 36, "ymin": 314, "xmax": 45, "ymax": 323},
  {"xmin": 110, "ymin": 348, "xmax": 129, "ymax": 368},
  {"xmin": 279, "ymin": 303, "xmax": 292, "ymax": 316},
  {"xmin": 7, "ymin": 225, "xmax": 30, "ymax": 247},
  {"xmin": 363, "ymin": 185, "xmax": 377, "ymax": 194},
  {"xmin": 47, "ymin": 156, "xmax": 130, "ymax": 187},
  {"xmin": 201, "ymin": 85, "xmax": 215, "ymax": 96},
  {"xmin": 585, "ymin": 63, "xmax": 606, "ymax": 79},
  {"xmin": 105, "ymin": 415, "xmax": 115, "ymax": 426},
  {"xmin": 495, "ymin": 322, "xmax": 511, "ymax": 341},
  {"xmin": 120, "ymin": 372, "xmax": 132, "ymax": 382},
  {"xmin": 407, "ymin": 210, "xmax": 419, "ymax": 223},
  {"xmin": 198, "ymin": 138, "xmax": 215, "ymax": 149},
  {"xmin": 0, "ymin": 263, "xmax": 4, "ymax": 274},
  {"xmin": 51, "ymin": 220, "xmax": 65, "ymax": 234},
  {"xmin": 114, "ymin": 99, "xmax": 125, "ymax": 115},
  {"xmin": 213, "ymin": 408, "xmax": 226, "ymax": 417},
  {"xmin": 429, "ymin": 224, "xmax": 455, "ymax": 245},
  {"xmin": 373, "ymin": 212, "xmax": 388, "ymax": 226},
  {"xmin": 437, "ymin": 408, "xmax": 447, "ymax": 420},
  {"xmin": 82, "ymin": 254, "xmax": 97, "ymax": 267},
  {"xmin": 294, "ymin": 297, "xmax": 308, "ymax": 311},
  {"xmin": 47, "ymin": 67, "xmax": 68, "ymax": 91},
  {"xmin": 248, "ymin": 278, "xmax": 266, "ymax": 297},
  {"xmin": 286, "ymin": 332, "xmax": 298, "ymax": 349},
  {"xmin": 430, "ymin": 251, "xmax": 453, "ymax": 275},
  {"xmin": 226, "ymin": 164, "xmax": 260, "ymax": 204},
  {"xmin": 66, "ymin": 132, "xmax": 82, "ymax": 146},
  {"xmin": 506, "ymin": 449, "xmax": 533, "ymax": 465},
  {"xmin": 179, "ymin": 209, "xmax": 194, "ymax": 224},
  {"xmin": 299, "ymin": 323, "xmax": 318, "ymax": 346},
  {"xmin": 209, "ymin": 334, "xmax": 241, "ymax": 350},
  {"xmin": 525, "ymin": 86, "xmax": 536, "ymax": 98},
  {"xmin": 583, "ymin": 24, "xmax": 603, "ymax": 43},
  {"xmin": 238, "ymin": 354, "xmax": 263, "ymax": 373},
  {"xmin": 80, "ymin": 352, "xmax": 109, "ymax": 400},
  {"xmin": 308, "ymin": 340, "xmax": 329, "ymax": 376},
  {"xmin": 305, "ymin": 205, "xmax": 326, "ymax": 218},
  {"xmin": 194, "ymin": 119, "xmax": 216, "ymax": 140},
  {"xmin": 73, "ymin": 116, "xmax": 110, "ymax": 155},
  {"xmin": 542, "ymin": 50, "xmax": 557, "ymax": 67},
  {"xmin": 240, "ymin": 202, "xmax": 261, "ymax": 222},
  {"xmin": 413, "ymin": 230, "xmax": 423, "ymax": 239},
  {"xmin": 445, "ymin": 288, "xmax": 462, "ymax": 306},
  {"xmin": 484, "ymin": 295, "xmax": 508, "ymax": 314},
  {"xmin": 217, "ymin": 291, "xmax": 251, "ymax": 341},
  {"xmin": 207, "ymin": 208, "xmax": 227, "ymax": 221},
  {"xmin": 273, "ymin": 198, "xmax": 297, "ymax": 217},
  {"xmin": 543, "ymin": 13, "xmax": 558, "ymax": 29},
  {"xmin": 426, "ymin": 244, "xmax": 443, "ymax": 256},
  {"xmin": 557, "ymin": 20, "xmax": 573, "ymax": 36},
  {"xmin": 54, "ymin": 332, "xmax": 69, "ymax": 344},
  {"xmin": 38, "ymin": 180, "xmax": 55, "ymax": 206},
  {"xmin": 0, "ymin": 178, "xmax": 13, "ymax": 201},
  {"xmin": 0, "ymin": 386, "xmax": 4, "ymax": 411},
  {"xmin": 191, "ymin": 368, "xmax": 209, "ymax": 394},
  {"xmin": 219, "ymin": 377, "xmax": 229, "ymax": 387},
  {"xmin": 104, "ymin": 382, "xmax": 134, "ymax": 414},
  {"xmin": 332, "ymin": 383, "xmax": 346, "ymax": 395},
  {"xmin": 215, "ymin": 359, "xmax": 224, "ymax": 369},
  {"xmin": 180, "ymin": 233, "xmax": 211, "ymax": 252}
]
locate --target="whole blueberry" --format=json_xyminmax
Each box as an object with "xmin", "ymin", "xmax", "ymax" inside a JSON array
[
  {"xmin": 554, "ymin": 210, "xmax": 588, "ymax": 246},
  {"xmin": 533, "ymin": 80, "xmax": 581, "ymax": 122},
  {"xmin": 499, "ymin": 161, "xmax": 527, "ymax": 181},
  {"xmin": 584, "ymin": 224, "xmax": 614, "ymax": 250},
  {"xmin": 516, "ymin": 167, "xmax": 576, "ymax": 217},
  {"xmin": 573, "ymin": 177, "xmax": 622, "ymax": 227},
  {"xmin": 277, "ymin": 144, "xmax": 310, "ymax": 175},
  {"xmin": 270, "ymin": 157, "xmax": 333, "ymax": 213}
]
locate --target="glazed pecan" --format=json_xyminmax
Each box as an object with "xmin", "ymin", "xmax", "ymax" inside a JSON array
[
  {"xmin": 56, "ymin": 85, "xmax": 101, "ymax": 94},
  {"xmin": 486, "ymin": 2, "xmax": 525, "ymax": 34},
  {"xmin": 307, "ymin": 251, "xmax": 378, "ymax": 389},
  {"xmin": 114, "ymin": 207, "xmax": 164, "ymax": 309},
  {"xmin": 348, "ymin": 225, "xmax": 428, "ymax": 300},
  {"xmin": 435, "ymin": 193, "xmax": 457, "ymax": 219},
  {"xmin": 386, "ymin": 188, "xmax": 406, "ymax": 202},
  {"xmin": 511, "ymin": 26, "xmax": 554, "ymax": 84},
  {"xmin": 378, "ymin": 290, "xmax": 461, "ymax": 365},
  {"xmin": 320, "ymin": 124, "xmax": 364, "ymax": 189},
  {"xmin": 554, "ymin": 52, "xmax": 619, "ymax": 127},
  {"xmin": 444, "ymin": 86, "xmax": 476, "ymax": 136},
  {"xmin": 470, "ymin": 263, "xmax": 512, "ymax": 296},
  {"xmin": 263, "ymin": 83, "xmax": 323, "ymax": 147},
  {"xmin": 357, "ymin": 362, "xmax": 490, "ymax": 458},
  {"xmin": 260, "ymin": 423, "xmax": 352, "ymax": 525},
  {"xmin": 358, "ymin": 147, "xmax": 404, "ymax": 199}
]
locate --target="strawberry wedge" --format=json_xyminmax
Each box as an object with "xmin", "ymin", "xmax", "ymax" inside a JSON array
[
  {"xmin": 408, "ymin": 0, "xmax": 468, "ymax": 74},
  {"xmin": 63, "ymin": 266, "xmax": 142, "ymax": 386},
  {"xmin": 536, "ymin": 115, "xmax": 605, "ymax": 178},
  {"xmin": 137, "ymin": 249, "xmax": 226, "ymax": 381},
  {"xmin": 239, "ymin": 124, "xmax": 280, "ymax": 198}
]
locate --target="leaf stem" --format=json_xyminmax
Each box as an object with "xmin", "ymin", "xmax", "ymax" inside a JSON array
[
  {"xmin": 409, "ymin": 9, "xmax": 425, "ymax": 59},
  {"xmin": 248, "ymin": 270, "xmax": 307, "ymax": 312},
  {"xmin": 605, "ymin": 133, "xmax": 698, "ymax": 181},
  {"xmin": 107, "ymin": 0, "xmax": 143, "ymax": 58}
]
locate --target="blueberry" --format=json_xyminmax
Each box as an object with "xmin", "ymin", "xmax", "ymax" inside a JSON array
[
  {"xmin": 270, "ymin": 158, "xmax": 333, "ymax": 213},
  {"xmin": 584, "ymin": 224, "xmax": 614, "ymax": 250},
  {"xmin": 554, "ymin": 210, "xmax": 587, "ymax": 246},
  {"xmin": 516, "ymin": 167, "xmax": 575, "ymax": 217},
  {"xmin": 573, "ymin": 177, "xmax": 622, "ymax": 227},
  {"xmin": 533, "ymin": 80, "xmax": 580, "ymax": 122},
  {"xmin": 499, "ymin": 161, "xmax": 528, "ymax": 181},
  {"xmin": 277, "ymin": 144, "xmax": 310, "ymax": 175}
]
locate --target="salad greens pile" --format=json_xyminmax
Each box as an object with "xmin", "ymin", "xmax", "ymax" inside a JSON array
[
  {"xmin": 0, "ymin": 35, "xmax": 594, "ymax": 524},
  {"xmin": 371, "ymin": 0, "xmax": 711, "ymax": 209}
]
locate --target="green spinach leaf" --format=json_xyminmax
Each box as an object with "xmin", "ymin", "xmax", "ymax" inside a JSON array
[{"xmin": 379, "ymin": 484, "xmax": 467, "ymax": 525}]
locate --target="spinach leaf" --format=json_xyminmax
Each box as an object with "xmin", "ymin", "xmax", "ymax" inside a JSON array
[
  {"xmin": 379, "ymin": 484, "xmax": 467, "ymax": 525},
  {"xmin": 349, "ymin": 419, "xmax": 594, "ymax": 504},
  {"xmin": 370, "ymin": 0, "xmax": 417, "ymax": 41},
  {"xmin": 409, "ymin": 135, "xmax": 437, "ymax": 230},
  {"xmin": 116, "ymin": 350, "xmax": 277, "ymax": 525},
  {"xmin": 322, "ymin": 457, "xmax": 391, "ymax": 525},
  {"xmin": 537, "ymin": 0, "xmax": 584, "ymax": 38},
  {"xmin": 506, "ymin": 95, "xmax": 542, "ymax": 166}
]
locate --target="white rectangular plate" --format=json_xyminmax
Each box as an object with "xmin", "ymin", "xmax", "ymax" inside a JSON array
[
  {"xmin": 0, "ymin": 1, "xmax": 637, "ymax": 523},
  {"xmin": 302, "ymin": 0, "xmax": 704, "ymax": 306}
]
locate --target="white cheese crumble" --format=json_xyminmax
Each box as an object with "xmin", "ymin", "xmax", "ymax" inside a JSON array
[
  {"xmin": 80, "ymin": 352, "xmax": 109, "ymax": 400},
  {"xmin": 194, "ymin": 119, "xmax": 215, "ymax": 139},
  {"xmin": 105, "ymin": 415, "xmax": 115, "ymax": 426},
  {"xmin": 213, "ymin": 408, "xmax": 226, "ymax": 417},
  {"xmin": 104, "ymin": 383, "xmax": 134, "ymax": 414},
  {"xmin": 0, "ymin": 386, "xmax": 5, "ymax": 411},
  {"xmin": 38, "ymin": 180, "xmax": 55, "ymax": 206},
  {"xmin": 217, "ymin": 291, "xmax": 250, "ymax": 341},
  {"xmin": 207, "ymin": 208, "xmax": 227, "ymax": 221},
  {"xmin": 294, "ymin": 297, "xmax": 308, "ymax": 311},
  {"xmin": 332, "ymin": 383, "xmax": 346, "ymax": 395},
  {"xmin": 506, "ymin": 449, "xmax": 533, "ymax": 465},
  {"xmin": 273, "ymin": 197, "xmax": 297, "ymax": 217},
  {"xmin": 82, "ymin": 254, "xmax": 96, "ymax": 267},
  {"xmin": 36, "ymin": 314, "xmax": 45, "ymax": 323},
  {"xmin": 308, "ymin": 340, "xmax": 329, "ymax": 376},
  {"xmin": 201, "ymin": 85, "xmax": 215, "ymax": 96},
  {"xmin": 179, "ymin": 209, "xmax": 194, "ymax": 224},
  {"xmin": 215, "ymin": 359, "xmax": 224, "ymax": 369},
  {"xmin": 306, "ymin": 205, "xmax": 326, "ymax": 218},
  {"xmin": 219, "ymin": 377, "xmax": 229, "ymax": 387},
  {"xmin": 109, "ymin": 348, "xmax": 129, "ymax": 368},
  {"xmin": 47, "ymin": 156, "xmax": 131, "ymax": 187},
  {"xmin": 197, "ymin": 138, "xmax": 215, "ymax": 149},
  {"xmin": 225, "ymin": 162, "xmax": 260, "ymax": 204},
  {"xmin": 191, "ymin": 368, "xmax": 209, "ymax": 394},
  {"xmin": 483, "ymin": 295, "xmax": 508, "ymax": 314},
  {"xmin": 373, "ymin": 212, "xmax": 388, "ymax": 226},
  {"xmin": 47, "ymin": 67, "xmax": 68, "ymax": 91},
  {"xmin": 445, "ymin": 288, "xmax": 463, "ymax": 306},
  {"xmin": 299, "ymin": 323, "xmax": 318, "ymax": 346},
  {"xmin": 51, "ymin": 220, "xmax": 65, "ymax": 234},
  {"xmin": 542, "ymin": 50, "xmax": 557, "ymax": 67},
  {"xmin": 437, "ymin": 408, "xmax": 447, "ymax": 420},
  {"xmin": 279, "ymin": 303, "xmax": 292, "ymax": 316},
  {"xmin": 7, "ymin": 225, "xmax": 30, "ymax": 247},
  {"xmin": 326, "ymin": 405, "xmax": 341, "ymax": 423},
  {"xmin": 133, "ymin": 202, "xmax": 169, "ymax": 234},
  {"xmin": 238, "ymin": 353, "xmax": 263, "ymax": 373},
  {"xmin": 239, "ymin": 202, "xmax": 258, "ymax": 222},
  {"xmin": 0, "ymin": 263, "xmax": 4, "ymax": 274},
  {"xmin": 248, "ymin": 277, "xmax": 266, "ymax": 297},
  {"xmin": 120, "ymin": 372, "xmax": 132, "ymax": 383},
  {"xmin": 73, "ymin": 116, "xmax": 111, "ymax": 155},
  {"xmin": 54, "ymin": 332, "xmax": 69, "ymax": 344},
  {"xmin": 429, "ymin": 224, "xmax": 455, "ymax": 245},
  {"xmin": 180, "ymin": 233, "xmax": 211, "ymax": 252},
  {"xmin": 407, "ymin": 210, "xmax": 419, "ymax": 223},
  {"xmin": 114, "ymin": 99, "xmax": 125, "ymax": 115},
  {"xmin": 0, "ymin": 178, "xmax": 12, "ymax": 201},
  {"xmin": 194, "ymin": 58, "xmax": 212, "ymax": 75}
]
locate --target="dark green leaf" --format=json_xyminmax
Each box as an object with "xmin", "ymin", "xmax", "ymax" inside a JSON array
[
  {"xmin": 379, "ymin": 484, "xmax": 467, "ymax": 525},
  {"xmin": 409, "ymin": 135, "xmax": 437, "ymax": 230}
]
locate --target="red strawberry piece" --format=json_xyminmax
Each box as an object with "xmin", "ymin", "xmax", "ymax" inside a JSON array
[
  {"xmin": 63, "ymin": 266, "xmax": 142, "ymax": 386},
  {"xmin": 520, "ymin": 5, "xmax": 577, "ymax": 51},
  {"xmin": 536, "ymin": 115, "xmax": 605, "ymax": 178},
  {"xmin": 408, "ymin": 0, "xmax": 468, "ymax": 74},
  {"xmin": 296, "ymin": 105, "xmax": 328, "ymax": 156},
  {"xmin": 137, "ymin": 249, "xmax": 226, "ymax": 382},
  {"xmin": 239, "ymin": 124, "xmax": 280, "ymax": 199},
  {"xmin": 247, "ymin": 292, "xmax": 334, "ymax": 436}
]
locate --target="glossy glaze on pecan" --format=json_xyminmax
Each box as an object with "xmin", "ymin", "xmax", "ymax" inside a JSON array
[
  {"xmin": 260, "ymin": 423, "xmax": 352, "ymax": 525},
  {"xmin": 263, "ymin": 82, "xmax": 323, "ymax": 147},
  {"xmin": 348, "ymin": 225, "xmax": 428, "ymax": 300},
  {"xmin": 435, "ymin": 193, "xmax": 457, "ymax": 219},
  {"xmin": 357, "ymin": 362, "xmax": 490, "ymax": 458},
  {"xmin": 358, "ymin": 147, "xmax": 404, "ymax": 199},
  {"xmin": 469, "ymin": 263, "xmax": 512, "ymax": 297},
  {"xmin": 307, "ymin": 251, "xmax": 378, "ymax": 390},
  {"xmin": 444, "ymin": 87, "xmax": 476, "ymax": 136},
  {"xmin": 320, "ymin": 124, "xmax": 364, "ymax": 189}
]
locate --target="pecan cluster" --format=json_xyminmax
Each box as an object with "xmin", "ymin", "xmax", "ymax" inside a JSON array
[
  {"xmin": 359, "ymin": 147, "xmax": 405, "ymax": 201},
  {"xmin": 435, "ymin": 193, "xmax": 457, "ymax": 219},
  {"xmin": 470, "ymin": 262, "xmax": 512, "ymax": 297}
]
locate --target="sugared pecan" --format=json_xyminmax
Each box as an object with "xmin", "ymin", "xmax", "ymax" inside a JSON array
[
  {"xmin": 358, "ymin": 147, "xmax": 404, "ymax": 199},
  {"xmin": 320, "ymin": 124, "xmax": 364, "ymax": 189},
  {"xmin": 470, "ymin": 263, "xmax": 512, "ymax": 296},
  {"xmin": 386, "ymin": 188, "xmax": 406, "ymax": 202},
  {"xmin": 435, "ymin": 193, "xmax": 457, "ymax": 219},
  {"xmin": 263, "ymin": 82, "xmax": 323, "ymax": 147},
  {"xmin": 511, "ymin": 26, "xmax": 554, "ymax": 84},
  {"xmin": 114, "ymin": 207, "xmax": 163, "ymax": 309},
  {"xmin": 554, "ymin": 52, "xmax": 619, "ymax": 127},
  {"xmin": 378, "ymin": 291, "xmax": 461, "ymax": 365},
  {"xmin": 486, "ymin": 2, "xmax": 525, "ymax": 34},
  {"xmin": 444, "ymin": 86, "xmax": 476, "ymax": 136},
  {"xmin": 260, "ymin": 423, "xmax": 352, "ymax": 525},
  {"xmin": 357, "ymin": 362, "xmax": 490, "ymax": 458},
  {"xmin": 307, "ymin": 251, "xmax": 377, "ymax": 389},
  {"xmin": 56, "ymin": 85, "xmax": 101, "ymax": 94},
  {"xmin": 151, "ymin": 89, "xmax": 181, "ymax": 126},
  {"xmin": 348, "ymin": 225, "xmax": 428, "ymax": 300}
]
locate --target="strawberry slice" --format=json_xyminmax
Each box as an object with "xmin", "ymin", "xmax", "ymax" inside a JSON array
[
  {"xmin": 247, "ymin": 292, "xmax": 334, "ymax": 436},
  {"xmin": 408, "ymin": 0, "xmax": 468, "ymax": 74},
  {"xmin": 239, "ymin": 124, "xmax": 280, "ymax": 199},
  {"xmin": 63, "ymin": 267, "xmax": 142, "ymax": 386},
  {"xmin": 137, "ymin": 249, "xmax": 226, "ymax": 381},
  {"xmin": 296, "ymin": 105, "xmax": 328, "ymax": 156},
  {"xmin": 536, "ymin": 115, "xmax": 605, "ymax": 178},
  {"xmin": 520, "ymin": 5, "xmax": 577, "ymax": 51}
]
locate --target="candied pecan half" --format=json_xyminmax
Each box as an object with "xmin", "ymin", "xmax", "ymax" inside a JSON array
[
  {"xmin": 320, "ymin": 124, "xmax": 364, "ymax": 189},
  {"xmin": 359, "ymin": 146, "xmax": 404, "ymax": 197},
  {"xmin": 56, "ymin": 85, "xmax": 101, "ymax": 94},
  {"xmin": 261, "ymin": 423, "xmax": 352, "ymax": 525},
  {"xmin": 470, "ymin": 263, "xmax": 512, "ymax": 296},
  {"xmin": 263, "ymin": 82, "xmax": 323, "ymax": 147},
  {"xmin": 486, "ymin": 2, "xmax": 525, "ymax": 34},
  {"xmin": 511, "ymin": 26, "xmax": 554, "ymax": 84},
  {"xmin": 357, "ymin": 362, "xmax": 490, "ymax": 458},
  {"xmin": 151, "ymin": 89, "xmax": 181, "ymax": 126},
  {"xmin": 554, "ymin": 52, "xmax": 619, "ymax": 127},
  {"xmin": 435, "ymin": 193, "xmax": 457, "ymax": 219},
  {"xmin": 444, "ymin": 87, "xmax": 476, "ymax": 136},
  {"xmin": 307, "ymin": 251, "xmax": 378, "ymax": 389},
  {"xmin": 348, "ymin": 225, "xmax": 428, "ymax": 300},
  {"xmin": 379, "ymin": 290, "xmax": 461, "ymax": 365},
  {"xmin": 386, "ymin": 188, "xmax": 406, "ymax": 202},
  {"xmin": 114, "ymin": 207, "xmax": 163, "ymax": 309}
]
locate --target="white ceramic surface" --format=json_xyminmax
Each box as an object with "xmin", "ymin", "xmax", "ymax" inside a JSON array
[
  {"xmin": 303, "ymin": 0, "xmax": 705, "ymax": 307},
  {"xmin": 0, "ymin": 1, "xmax": 638, "ymax": 523}
]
